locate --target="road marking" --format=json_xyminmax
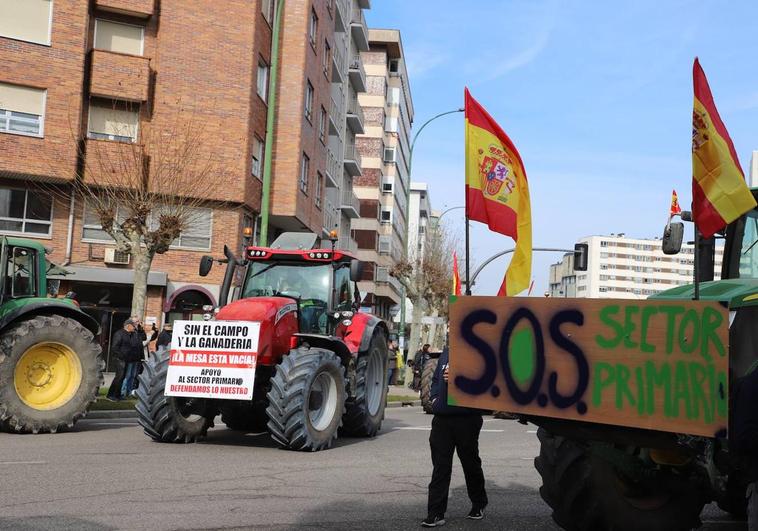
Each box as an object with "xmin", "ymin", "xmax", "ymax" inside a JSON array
[
  {"xmin": 526, "ymin": 430, "xmax": 537, "ymax": 434},
  {"xmin": 0, "ymin": 461, "xmax": 47, "ymax": 465}
]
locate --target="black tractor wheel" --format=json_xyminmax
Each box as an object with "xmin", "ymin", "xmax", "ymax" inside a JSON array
[
  {"xmin": 534, "ymin": 428, "xmax": 705, "ymax": 531},
  {"xmin": 135, "ymin": 348, "xmax": 215, "ymax": 443},
  {"xmin": 0, "ymin": 315, "xmax": 103, "ymax": 434},
  {"xmin": 717, "ymin": 477, "xmax": 748, "ymax": 519},
  {"xmin": 266, "ymin": 346, "xmax": 346, "ymax": 451},
  {"xmin": 341, "ymin": 333, "xmax": 388, "ymax": 437},
  {"xmin": 420, "ymin": 358, "xmax": 439, "ymax": 414},
  {"xmin": 220, "ymin": 402, "xmax": 268, "ymax": 433}
]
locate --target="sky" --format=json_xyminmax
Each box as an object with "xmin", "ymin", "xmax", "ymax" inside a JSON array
[{"xmin": 366, "ymin": 0, "xmax": 758, "ymax": 296}]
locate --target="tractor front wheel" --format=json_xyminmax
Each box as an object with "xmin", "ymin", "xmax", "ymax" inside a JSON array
[
  {"xmin": 266, "ymin": 346, "xmax": 346, "ymax": 451},
  {"xmin": 420, "ymin": 358, "xmax": 439, "ymax": 414},
  {"xmin": 341, "ymin": 333, "xmax": 388, "ymax": 437}
]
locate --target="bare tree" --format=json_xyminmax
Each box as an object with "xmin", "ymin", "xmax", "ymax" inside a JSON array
[{"xmin": 48, "ymin": 105, "xmax": 223, "ymax": 319}]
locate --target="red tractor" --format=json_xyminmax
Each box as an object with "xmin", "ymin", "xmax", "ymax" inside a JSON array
[{"xmin": 135, "ymin": 233, "xmax": 390, "ymax": 451}]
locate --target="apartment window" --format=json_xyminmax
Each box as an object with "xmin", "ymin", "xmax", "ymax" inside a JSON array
[
  {"xmin": 383, "ymin": 147, "xmax": 396, "ymax": 163},
  {"xmin": 309, "ymin": 8, "xmax": 318, "ymax": 48},
  {"xmin": 171, "ymin": 208, "xmax": 212, "ymax": 250},
  {"xmin": 304, "ymin": 80, "xmax": 314, "ymax": 122},
  {"xmin": 381, "ymin": 176, "xmax": 393, "ymax": 193},
  {"xmin": 378, "ymin": 235, "xmax": 391, "ymax": 254},
  {"xmin": 0, "ymin": 0, "xmax": 52, "ymax": 45},
  {"xmin": 252, "ymin": 136, "xmax": 264, "ymax": 179},
  {"xmin": 318, "ymin": 106, "xmax": 327, "ymax": 144},
  {"xmin": 315, "ymin": 172, "xmax": 323, "ymax": 209},
  {"xmin": 257, "ymin": 59, "xmax": 269, "ymax": 102},
  {"xmin": 389, "ymin": 59, "xmax": 400, "ymax": 74},
  {"xmin": 94, "ymin": 19, "xmax": 144, "ymax": 56},
  {"xmin": 380, "ymin": 208, "xmax": 392, "ymax": 224},
  {"xmin": 82, "ymin": 202, "xmax": 124, "ymax": 241},
  {"xmin": 300, "ymin": 153, "xmax": 310, "ymax": 193},
  {"xmin": 385, "ymin": 116, "xmax": 398, "ymax": 133},
  {"xmin": 261, "ymin": 0, "xmax": 274, "ymax": 23},
  {"xmin": 0, "ymin": 83, "xmax": 46, "ymax": 137},
  {"xmin": 0, "ymin": 188, "xmax": 52, "ymax": 236},
  {"xmin": 88, "ymin": 101, "xmax": 139, "ymax": 142},
  {"xmin": 323, "ymin": 40, "xmax": 331, "ymax": 77}
]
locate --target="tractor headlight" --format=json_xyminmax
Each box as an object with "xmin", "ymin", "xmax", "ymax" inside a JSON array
[
  {"xmin": 341, "ymin": 311, "xmax": 354, "ymax": 318},
  {"xmin": 341, "ymin": 319, "xmax": 352, "ymax": 327},
  {"xmin": 202, "ymin": 313, "xmax": 212, "ymax": 321},
  {"xmin": 202, "ymin": 305, "xmax": 214, "ymax": 312}
]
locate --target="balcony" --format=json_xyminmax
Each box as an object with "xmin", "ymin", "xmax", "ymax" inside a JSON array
[
  {"xmin": 322, "ymin": 201, "xmax": 339, "ymax": 235},
  {"xmin": 325, "ymin": 148, "xmax": 340, "ymax": 188},
  {"xmin": 335, "ymin": 0, "xmax": 348, "ymax": 32},
  {"xmin": 329, "ymin": 95, "xmax": 343, "ymax": 137},
  {"xmin": 348, "ymin": 54, "xmax": 366, "ymax": 92},
  {"xmin": 344, "ymin": 142, "xmax": 362, "ymax": 176},
  {"xmin": 375, "ymin": 267, "xmax": 403, "ymax": 298},
  {"xmin": 332, "ymin": 43, "xmax": 345, "ymax": 84},
  {"xmin": 95, "ymin": 0, "xmax": 155, "ymax": 17},
  {"xmin": 90, "ymin": 50, "xmax": 151, "ymax": 102},
  {"xmin": 340, "ymin": 187, "xmax": 360, "ymax": 219},
  {"xmin": 346, "ymin": 92, "xmax": 364, "ymax": 134},
  {"xmin": 350, "ymin": 5, "xmax": 369, "ymax": 52},
  {"xmin": 338, "ymin": 236, "xmax": 358, "ymax": 255}
]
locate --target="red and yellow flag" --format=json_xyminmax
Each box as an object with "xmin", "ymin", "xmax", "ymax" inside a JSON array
[
  {"xmin": 464, "ymin": 88, "xmax": 532, "ymax": 296},
  {"xmin": 452, "ymin": 251, "xmax": 462, "ymax": 296},
  {"xmin": 692, "ymin": 58, "xmax": 756, "ymax": 238},
  {"xmin": 670, "ymin": 189, "xmax": 682, "ymax": 217}
]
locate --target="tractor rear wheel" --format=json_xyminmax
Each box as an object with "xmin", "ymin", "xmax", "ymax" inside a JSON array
[
  {"xmin": 534, "ymin": 427, "xmax": 705, "ymax": 531},
  {"xmin": 341, "ymin": 333, "xmax": 388, "ymax": 437},
  {"xmin": 0, "ymin": 315, "xmax": 103, "ymax": 434},
  {"xmin": 135, "ymin": 348, "xmax": 215, "ymax": 443},
  {"xmin": 266, "ymin": 346, "xmax": 346, "ymax": 451},
  {"xmin": 420, "ymin": 358, "xmax": 439, "ymax": 414}
]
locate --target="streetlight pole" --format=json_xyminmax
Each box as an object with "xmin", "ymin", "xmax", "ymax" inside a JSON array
[
  {"xmin": 398, "ymin": 108, "xmax": 463, "ymax": 355},
  {"xmin": 468, "ymin": 247, "xmax": 576, "ymax": 292}
]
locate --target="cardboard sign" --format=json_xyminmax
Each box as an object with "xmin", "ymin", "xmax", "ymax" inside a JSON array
[
  {"xmin": 448, "ymin": 297, "xmax": 729, "ymax": 438},
  {"xmin": 165, "ymin": 320, "xmax": 260, "ymax": 401}
]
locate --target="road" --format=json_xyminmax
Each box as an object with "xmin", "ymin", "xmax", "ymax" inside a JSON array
[{"xmin": 0, "ymin": 407, "xmax": 745, "ymax": 530}]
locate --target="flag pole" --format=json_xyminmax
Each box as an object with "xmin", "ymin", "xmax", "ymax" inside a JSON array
[
  {"xmin": 465, "ymin": 215, "xmax": 471, "ymax": 295},
  {"xmin": 693, "ymin": 227, "xmax": 700, "ymax": 301}
]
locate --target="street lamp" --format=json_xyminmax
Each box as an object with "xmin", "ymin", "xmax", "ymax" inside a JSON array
[{"xmin": 398, "ymin": 107, "xmax": 464, "ymax": 353}]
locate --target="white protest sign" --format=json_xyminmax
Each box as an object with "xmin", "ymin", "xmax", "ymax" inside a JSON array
[{"xmin": 165, "ymin": 320, "xmax": 261, "ymax": 401}]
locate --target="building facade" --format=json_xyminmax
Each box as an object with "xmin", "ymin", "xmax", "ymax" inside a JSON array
[
  {"xmin": 407, "ymin": 182, "xmax": 430, "ymax": 263},
  {"xmin": 549, "ymin": 234, "xmax": 723, "ymax": 299},
  {"xmin": 352, "ymin": 28, "xmax": 413, "ymax": 321}
]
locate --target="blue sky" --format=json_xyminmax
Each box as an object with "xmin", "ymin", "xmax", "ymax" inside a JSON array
[{"xmin": 366, "ymin": 0, "xmax": 758, "ymax": 295}]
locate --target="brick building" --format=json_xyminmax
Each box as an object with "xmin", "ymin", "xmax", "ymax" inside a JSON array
[
  {"xmin": 352, "ymin": 28, "xmax": 413, "ymax": 321},
  {"xmin": 0, "ymin": 0, "xmax": 358, "ymax": 368}
]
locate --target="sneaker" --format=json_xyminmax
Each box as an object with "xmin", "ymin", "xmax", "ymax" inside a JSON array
[
  {"xmin": 466, "ymin": 507, "xmax": 485, "ymax": 520},
  {"xmin": 129, "ymin": 390, "xmax": 138, "ymax": 398},
  {"xmin": 421, "ymin": 515, "xmax": 445, "ymax": 527}
]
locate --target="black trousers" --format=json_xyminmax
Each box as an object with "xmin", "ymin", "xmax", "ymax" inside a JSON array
[
  {"xmin": 427, "ymin": 414, "xmax": 487, "ymax": 517},
  {"xmin": 107, "ymin": 359, "xmax": 126, "ymax": 398}
]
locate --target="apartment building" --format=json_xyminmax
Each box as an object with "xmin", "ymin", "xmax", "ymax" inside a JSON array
[
  {"xmin": 407, "ymin": 182, "xmax": 431, "ymax": 263},
  {"xmin": 549, "ymin": 234, "xmax": 724, "ymax": 299},
  {"xmin": 352, "ymin": 28, "xmax": 413, "ymax": 321}
]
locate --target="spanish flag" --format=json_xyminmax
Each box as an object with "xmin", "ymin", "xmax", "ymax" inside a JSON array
[
  {"xmin": 670, "ymin": 189, "xmax": 682, "ymax": 217},
  {"xmin": 452, "ymin": 251, "xmax": 462, "ymax": 296},
  {"xmin": 465, "ymin": 88, "xmax": 532, "ymax": 296},
  {"xmin": 692, "ymin": 58, "xmax": 756, "ymax": 238}
]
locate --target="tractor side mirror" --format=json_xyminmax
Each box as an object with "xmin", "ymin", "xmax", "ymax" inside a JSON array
[
  {"xmin": 662, "ymin": 222, "xmax": 684, "ymax": 255},
  {"xmin": 573, "ymin": 243, "xmax": 588, "ymax": 272},
  {"xmin": 199, "ymin": 255, "xmax": 213, "ymax": 277},
  {"xmin": 350, "ymin": 259, "xmax": 362, "ymax": 282}
]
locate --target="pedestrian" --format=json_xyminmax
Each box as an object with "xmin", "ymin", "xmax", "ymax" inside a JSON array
[
  {"xmin": 422, "ymin": 345, "xmax": 487, "ymax": 527},
  {"xmin": 395, "ymin": 342, "xmax": 404, "ymax": 385},
  {"xmin": 156, "ymin": 322, "xmax": 173, "ymax": 351},
  {"xmin": 147, "ymin": 323, "xmax": 158, "ymax": 353},
  {"xmin": 411, "ymin": 344, "xmax": 432, "ymax": 391},
  {"xmin": 731, "ymin": 365, "xmax": 758, "ymax": 530},
  {"xmin": 387, "ymin": 340, "xmax": 398, "ymax": 385},
  {"xmin": 106, "ymin": 319, "xmax": 144, "ymax": 400}
]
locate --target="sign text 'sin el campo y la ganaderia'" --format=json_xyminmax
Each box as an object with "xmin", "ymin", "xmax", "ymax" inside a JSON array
[{"xmin": 448, "ymin": 297, "xmax": 729, "ymax": 437}]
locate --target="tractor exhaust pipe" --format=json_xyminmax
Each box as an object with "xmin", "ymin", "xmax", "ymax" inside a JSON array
[{"xmin": 219, "ymin": 245, "xmax": 243, "ymax": 308}]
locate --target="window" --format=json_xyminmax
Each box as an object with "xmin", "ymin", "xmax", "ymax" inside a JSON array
[
  {"xmin": 378, "ymin": 235, "xmax": 391, "ymax": 254},
  {"xmin": 388, "ymin": 59, "xmax": 400, "ymax": 74},
  {"xmin": 315, "ymin": 172, "xmax": 323, "ymax": 208},
  {"xmin": 380, "ymin": 208, "xmax": 392, "ymax": 223},
  {"xmin": 387, "ymin": 87, "xmax": 400, "ymax": 106},
  {"xmin": 82, "ymin": 201, "xmax": 125, "ymax": 241},
  {"xmin": 0, "ymin": 188, "xmax": 52, "ymax": 236},
  {"xmin": 88, "ymin": 102, "xmax": 139, "ymax": 142},
  {"xmin": 381, "ymin": 176, "xmax": 393, "ymax": 193},
  {"xmin": 0, "ymin": 0, "xmax": 52, "ymax": 45},
  {"xmin": 323, "ymin": 40, "xmax": 331, "ymax": 76},
  {"xmin": 252, "ymin": 136, "xmax": 264, "ymax": 179},
  {"xmin": 261, "ymin": 0, "xmax": 274, "ymax": 23},
  {"xmin": 300, "ymin": 153, "xmax": 310, "ymax": 193},
  {"xmin": 304, "ymin": 80, "xmax": 314, "ymax": 121},
  {"xmin": 385, "ymin": 116, "xmax": 398, "ymax": 133},
  {"xmin": 0, "ymin": 83, "xmax": 46, "ymax": 137},
  {"xmin": 257, "ymin": 59, "xmax": 269, "ymax": 102},
  {"xmin": 94, "ymin": 19, "xmax": 144, "ymax": 56},
  {"xmin": 318, "ymin": 106, "xmax": 327, "ymax": 144},
  {"xmin": 5, "ymin": 246, "xmax": 37, "ymax": 298},
  {"xmin": 383, "ymin": 147, "xmax": 396, "ymax": 163},
  {"xmin": 172, "ymin": 208, "xmax": 212, "ymax": 250},
  {"xmin": 309, "ymin": 8, "xmax": 318, "ymax": 48}
]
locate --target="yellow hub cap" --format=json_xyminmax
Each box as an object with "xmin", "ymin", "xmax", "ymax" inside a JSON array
[{"xmin": 14, "ymin": 342, "xmax": 82, "ymax": 410}]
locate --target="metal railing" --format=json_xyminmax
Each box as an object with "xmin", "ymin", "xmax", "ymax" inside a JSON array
[
  {"xmin": 344, "ymin": 141, "xmax": 362, "ymax": 167},
  {"xmin": 341, "ymin": 187, "xmax": 360, "ymax": 213},
  {"xmin": 326, "ymin": 148, "xmax": 341, "ymax": 185},
  {"xmin": 323, "ymin": 201, "xmax": 338, "ymax": 232},
  {"xmin": 330, "ymin": 94, "xmax": 344, "ymax": 128},
  {"xmin": 351, "ymin": 2, "xmax": 366, "ymax": 26},
  {"xmin": 349, "ymin": 53, "xmax": 366, "ymax": 87},
  {"xmin": 332, "ymin": 43, "xmax": 345, "ymax": 75},
  {"xmin": 347, "ymin": 91, "xmax": 364, "ymax": 125}
]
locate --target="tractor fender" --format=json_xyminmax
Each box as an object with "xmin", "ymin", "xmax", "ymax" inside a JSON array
[
  {"xmin": 0, "ymin": 299, "xmax": 100, "ymax": 337},
  {"xmin": 293, "ymin": 333, "xmax": 352, "ymax": 366},
  {"xmin": 355, "ymin": 315, "xmax": 388, "ymax": 354}
]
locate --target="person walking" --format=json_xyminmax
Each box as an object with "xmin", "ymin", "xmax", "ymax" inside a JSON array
[
  {"xmin": 732, "ymin": 365, "xmax": 758, "ymax": 530},
  {"xmin": 106, "ymin": 319, "xmax": 143, "ymax": 400},
  {"xmin": 422, "ymin": 345, "xmax": 487, "ymax": 527},
  {"xmin": 411, "ymin": 344, "xmax": 432, "ymax": 391},
  {"xmin": 387, "ymin": 340, "xmax": 398, "ymax": 385}
]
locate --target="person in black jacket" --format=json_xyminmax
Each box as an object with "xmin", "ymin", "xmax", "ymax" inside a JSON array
[
  {"xmin": 732, "ymin": 367, "xmax": 758, "ymax": 529},
  {"xmin": 156, "ymin": 322, "xmax": 173, "ymax": 350},
  {"xmin": 422, "ymin": 346, "xmax": 487, "ymax": 527},
  {"xmin": 105, "ymin": 319, "xmax": 144, "ymax": 400}
]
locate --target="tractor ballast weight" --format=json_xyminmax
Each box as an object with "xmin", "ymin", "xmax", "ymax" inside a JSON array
[{"xmin": 137, "ymin": 232, "xmax": 391, "ymax": 451}]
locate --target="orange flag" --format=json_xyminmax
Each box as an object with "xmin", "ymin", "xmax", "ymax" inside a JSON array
[
  {"xmin": 692, "ymin": 58, "xmax": 756, "ymax": 238},
  {"xmin": 670, "ymin": 189, "xmax": 682, "ymax": 217},
  {"xmin": 464, "ymin": 88, "xmax": 532, "ymax": 296},
  {"xmin": 452, "ymin": 251, "xmax": 462, "ymax": 296}
]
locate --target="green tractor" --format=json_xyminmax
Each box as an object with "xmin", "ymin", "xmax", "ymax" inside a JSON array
[
  {"xmin": 0, "ymin": 237, "xmax": 103, "ymax": 433},
  {"xmin": 534, "ymin": 188, "xmax": 758, "ymax": 530}
]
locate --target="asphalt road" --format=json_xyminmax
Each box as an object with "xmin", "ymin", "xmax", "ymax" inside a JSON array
[{"xmin": 0, "ymin": 407, "xmax": 746, "ymax": 531}]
